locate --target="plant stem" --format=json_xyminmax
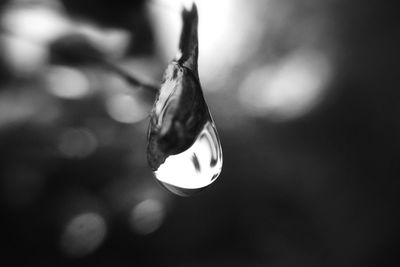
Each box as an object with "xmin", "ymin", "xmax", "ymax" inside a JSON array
[
  {"xmin": 0, "ymin": 27, "xmax": 159, "ymax": 93},
  {"xmin": 99, "ymin": 58, "xmax": 159, "ymax": 93}
]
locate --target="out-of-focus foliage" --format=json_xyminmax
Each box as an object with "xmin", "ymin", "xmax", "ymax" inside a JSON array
[{"xmin": 1, "ymin": 0, "xmax": 399, "ymax": 266}]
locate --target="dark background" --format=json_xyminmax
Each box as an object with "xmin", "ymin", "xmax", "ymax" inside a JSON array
[{"xmin": 0, "ymin": 0, "xmax": 399, "ymax": 266}]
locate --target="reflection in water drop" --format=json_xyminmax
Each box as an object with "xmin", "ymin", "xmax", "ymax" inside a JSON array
[{"xmin": 153, "ymin": 120, "xmax": 223, "ymax": 196}]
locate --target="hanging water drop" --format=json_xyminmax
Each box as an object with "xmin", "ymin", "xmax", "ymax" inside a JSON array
[
  {"xmin": 147, "ymin": 3, "xmax": 223, "ymax": 196},
  {"xmin": 153, "ymin": 119, "xmax": 222, "ymax": 196}
]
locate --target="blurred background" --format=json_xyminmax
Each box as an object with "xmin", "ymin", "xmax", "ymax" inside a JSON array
[{"xmin": 0, "ymin": 0, "xmax": 399, "ymax": 266}]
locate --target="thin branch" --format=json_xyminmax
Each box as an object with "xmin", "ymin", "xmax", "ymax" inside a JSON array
[
  {"xmin": 0, "ymin": 27, "xmax": 159, "ymax": 93},
  {"xmin": 99, "ymin": 59, "xmax": 159, "ymax": 93}
]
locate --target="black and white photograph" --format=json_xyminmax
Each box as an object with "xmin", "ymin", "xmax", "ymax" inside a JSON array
[{"xmin": 0, "ymin": 0, "xmax": 398, "ymax": 266}]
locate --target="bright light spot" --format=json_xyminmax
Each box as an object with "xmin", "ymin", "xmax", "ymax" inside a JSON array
[
  {"xmin": 58, "ymin": 128, "xmax": 98, "ymax": 158},
  {"xmin": 0, "ymin": 91, "xmax": 37, "ymax": 127},
  {"xmin": 130, "ymin": 199, "xmax": 165, "ymax": 235},
  {"xmin": 154, "ymin": 122, "xmax": 221, "ymax": 191},
  {"xmin": 60, "ymin": 212, "xmax": 107, "ymax": 258},
  {"xmin": 1, "ymin": 6, "xmax": 70, "ymax": 43},
  {"xmin": 196, "ymin": 0, "xmax": 240, "ymax": 85},
  {"xmin": 0, "ymin": 89, "xmax": 60, "ymax": 127},
  {"xmin": 1, "ymin": 36, "xmax": 48, "ymax": 75},
  {"xmin": 44, "ymin": 66, "xmax": 90, "ymax": 99},
  {"xmin": 75, "ymin": 23, "xmax": 131, "ymax": 58},
  {"xmin": 181, "ymin": 0, "xmax": 195, "ymax": 9},
  {"xmin": 149, "ymin": 0, "xmax": 260, "ymax": 91},
  {"xmin": 106, "ymin": 93, "xmax": 149, "ymax": 124},
  {"xmin": 147, "ymin": 0, "xmax": 180, "ymax": 61},
  {"xmin": 238, "ymin": 50, "xmax": 332, "ymax": 121}
]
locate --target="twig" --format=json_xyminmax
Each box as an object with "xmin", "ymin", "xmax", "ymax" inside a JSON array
[
  {"xmin": 99, "ymin": 59, "xmax": 159, "ymax": 93},
  {"xmin": 0, "ymin": 27, "xmax": 159, "ymax": 93}
]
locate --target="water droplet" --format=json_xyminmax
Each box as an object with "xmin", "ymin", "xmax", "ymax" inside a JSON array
[
  {"xmin": 147, "ymin": 3, "xmax": 223, "ymax": 196},
  {"xmin": 152, "ymin": 120, "xmax": 222, "ymax": 196},
  {"xmin": 146, "ymin": 62, "xmax": 223, "ymax": 196}
]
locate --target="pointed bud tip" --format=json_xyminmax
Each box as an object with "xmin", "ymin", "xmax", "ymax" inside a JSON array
[
  {"xmin": 182, "ymin": 2, "xmax": 198, "ymax": 18},
  {"xmin": 177, "ymin": 0, "xmax": 199, "ymax": 71}
]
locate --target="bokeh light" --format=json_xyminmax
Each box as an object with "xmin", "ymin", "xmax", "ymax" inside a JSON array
[
  {"xmin": 1, "ymin": 0, "xmax": 398, "ymax": 266},
  {"xmin": 0, "ymin": 90, "xmax": 38, "ymax": 127},
  {"xmin": 148, "ymin": 0, "xmax": 261, "ymax": 91},
  {"xmin": 44, "ymin": 65, "xmax": 91, "ymax": 99},
  {"xmin": 58, "ymin": 128, "xmax": 98, "ymax": 158},
  {"xmin": 1, "ymin": 5, "xmax": 70, "ymax": 43},
  {"xmin": 105, "ymin": 93, "xmax": 150, "ymax": 124},
  {"xmin": 238, "ymin": 50, "xmax": 332, "ymax": 121},
  {"xmin": 75, "ymin": 23, "xmax": 131, "ymax": 58},
  {"xmin": 129, "ymin": 198, "xmax": 165, "ymax": 235},
  {"xmin": 0, "ymin": 89, "xmax": 60, "ymax": 127},
  {"xmin": 1, "ymin": 36, "xmax": 48, "ymax": 75},
  {"xmin": 60, "ymin": 212, "xmax": 107, "ymax": 258}
]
